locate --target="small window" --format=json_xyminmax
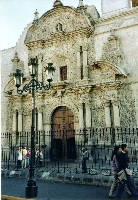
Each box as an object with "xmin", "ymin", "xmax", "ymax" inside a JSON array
[
  {"xmin": 60, "ymin": 66, "xmax": 67, "ymax": 81},
  {"xmin": 56, "ymin": 23, "xmax": 63, "ymax": 32}
]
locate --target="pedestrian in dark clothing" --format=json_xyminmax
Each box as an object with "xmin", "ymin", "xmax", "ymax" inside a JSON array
[
  {"xmin": 81, "ymin": 148, "xmax": 88, "ymax": 173},
  {"xmin": 109, "ymin": 146, "xmax": 131, "ymax": 198},
  {"xmin": 114, "ymin": 144, "xmax": 138, "ymax": 200}
]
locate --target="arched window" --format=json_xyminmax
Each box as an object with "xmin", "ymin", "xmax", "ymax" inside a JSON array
[{"xmin": 56, "ymin": 23, "xmax": 63, "ymax": 32}]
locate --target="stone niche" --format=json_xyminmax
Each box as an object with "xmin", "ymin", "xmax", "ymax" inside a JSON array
[{"xmin": 101, "ymin": 0, "xmax": 131, "ymax": 15}]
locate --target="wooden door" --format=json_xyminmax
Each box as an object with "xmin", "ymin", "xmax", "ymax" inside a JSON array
[{"xmin": 51, "ymin": 106, "xmax": 76, "ymax": 160}]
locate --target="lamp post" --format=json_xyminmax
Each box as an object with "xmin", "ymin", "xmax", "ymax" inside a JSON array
[{"xmin": 13, "ymin": 57, "xmax": 55, "ymax": 198}]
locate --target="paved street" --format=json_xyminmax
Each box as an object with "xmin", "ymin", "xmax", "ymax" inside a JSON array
[{"xmin": 1, "ymin": 177, "xmax": 129, "ymax": 200}]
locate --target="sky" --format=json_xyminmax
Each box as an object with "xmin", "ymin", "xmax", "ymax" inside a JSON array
[{"xmin": 0, "ymin": 0, "xmax": 101, "ymax": 50}]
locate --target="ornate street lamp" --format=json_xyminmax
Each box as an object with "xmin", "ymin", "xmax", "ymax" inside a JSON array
[{"xmin": 13, "ymin": 57, "xmax": 55, "ymax": 198}]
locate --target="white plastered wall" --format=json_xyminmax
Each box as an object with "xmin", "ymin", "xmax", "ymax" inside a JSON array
[{"xmin": 101, "ymin": 0, "xmax": 131, "ymax": 16}]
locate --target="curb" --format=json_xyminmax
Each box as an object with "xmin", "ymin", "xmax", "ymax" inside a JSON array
[
  {"xmin": 1, "ymin": 195, "xmax": 26, "ymax": 200},
  {"xmin": 1, "ymin": 196, "xmax": 35, "ymax": 200}
]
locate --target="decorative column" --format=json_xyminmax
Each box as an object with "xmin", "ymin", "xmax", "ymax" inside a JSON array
[
  {"xmin": 38, "ymin": 56, "xmax": 42, "ymax": 82},
  {"xmin": 77, "ymin": 51, "xmax": 81, "ymax": 79},
  {"xmin": 85, "ymin": 102, "xmax": 91, "ymax": 128},
  {"xmin": 83, "ymin": 47, "xmax": 88, "ymax": 79},
  {"xmin": 18, "ymin": 110, "xmax": 23, "ymax": 132},
  {"xmin": 105, "ymin": 101, "xmax": 111, "ymax": 127},
  {"xmin": 79, "ymin": 103, "xmax": 84, "ymax": 129},
  {"xmin": 12, "ymin": 110, "xmax": 17, "ymax": 132},
  {"xmin": 38, "ymin": 111, "xmax": 43, "ymax": 131},
  {"xmin": 113, "ymin": 101, "xmax": 120, "ymax": 127}
]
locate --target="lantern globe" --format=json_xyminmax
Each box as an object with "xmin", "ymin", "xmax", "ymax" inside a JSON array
[
  {"xmin": 13, "ymin": 69, "xmax": 24, "ymax": 88},
  {"xmin": 28, "ymin": 57, "xmax": 38, "ymax": 76},
  {"xmin": 45, "ymin": 63, "xmax": 55, "ymax": 83}
]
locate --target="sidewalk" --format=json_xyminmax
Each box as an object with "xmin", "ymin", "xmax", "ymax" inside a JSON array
[
  {"xmin": 1, "ymin": 167, "xmax": 113, "ymax": 188},
  {"xmin": 1, "ymin": 161, "xmax": 138, "ymax": 200},
  {"xmin": 2, "ymin": 163, "xmax": 138, "ymax": 188}
]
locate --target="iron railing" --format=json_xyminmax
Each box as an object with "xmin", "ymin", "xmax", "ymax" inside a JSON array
[{"xmin": 1, "ymin": 128, "xmax": 138, "ymax": 176}]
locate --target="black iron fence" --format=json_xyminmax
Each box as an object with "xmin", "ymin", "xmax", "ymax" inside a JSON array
[{"xmin": 1, "ymin": 128, "xmax": 138, "ymax": 176}]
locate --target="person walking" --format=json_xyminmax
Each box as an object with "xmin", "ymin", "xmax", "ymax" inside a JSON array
[
  {"xmin": 109, "ymin": 146, "xmax": 131, "ymax": 198},
  {"xmin": 114, "ymin": 144, "xmax": 138, "ymax": 200}
]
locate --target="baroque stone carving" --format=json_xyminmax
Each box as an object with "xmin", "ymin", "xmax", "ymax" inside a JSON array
[
  {"xmin": 25, "ymin": 6, "xmax": 93, "ymax": 45},
  {"xmin": 102, "ymin": 30, "xmax": 123, "ymax": 66},
  {"xmin": 118, "ymin": 85, "xmax": 137, "ymax": 128}
]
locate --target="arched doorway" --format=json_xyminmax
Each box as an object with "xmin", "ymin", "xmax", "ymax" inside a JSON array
[{"xmin": 51, "ymin": 106, "xmax": 76, "ymax": 160}]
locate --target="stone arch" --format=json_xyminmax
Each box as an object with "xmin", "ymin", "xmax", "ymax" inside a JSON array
[
  {"xmin": 91, "ymin": 60, "xmax": 127, "ymax": 84},
  {"xmin": 95, "ymin": 60, "xmax": 127, "ymax": 77},
  {"xmin": 94, "ymin": 60, "xmax": 127, "ymax": 77},
  {"xmin": 46, "ymin": 101, "xmax": 79, "ymax": 124},
  {"xmin": 50, "ymin": 105, "xmax": 77, "ymax": 160}
]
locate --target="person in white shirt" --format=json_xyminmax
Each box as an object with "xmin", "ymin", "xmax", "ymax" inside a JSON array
[{"xmin": 17, "ymin": 147, "xmax": 22, "ymax": 169}]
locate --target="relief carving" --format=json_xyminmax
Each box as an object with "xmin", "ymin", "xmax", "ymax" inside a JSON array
[
  {"xmin": 25, "ymin": 6, "xmax": 92, "ymax": 45},
  {"xmin": 102, "ymin": 30, "xmax": 123, "ymax": 66},
  {"xmin": 118, "ymin": 85, "xmax": 137, "ymax": 128}
]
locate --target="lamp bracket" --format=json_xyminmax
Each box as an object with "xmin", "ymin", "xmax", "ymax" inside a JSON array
[{"xmin": 17, "ymin": 79, "xmax": 51, "ymax": 94}]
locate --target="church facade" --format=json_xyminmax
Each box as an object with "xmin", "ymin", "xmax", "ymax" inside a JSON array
[{"xmin": 1, "ymin": 0, "xmax": 138, "ymax": 150}]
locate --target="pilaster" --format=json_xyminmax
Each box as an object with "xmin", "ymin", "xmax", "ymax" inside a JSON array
[
  {"xmin": 112, "ymin": 100, "xmax": 120, "ymax": 127},
  {"xmin": 12, "ymin": 111, "xmax": 17, "ymax": 132},
  {"xmin": 78, "ymin": 103, "xmax": 84, "ymax": 129},
  {"xmin": 85, "ymin": 102, "xmax": 91, "ymax": 128},
  {"xmin": 18, "ymin": 109, "xmax": 23, "ymax": 132},
  {"xmin": 105, "ymin": 101, "xmax": 111, "ymax": 127}
]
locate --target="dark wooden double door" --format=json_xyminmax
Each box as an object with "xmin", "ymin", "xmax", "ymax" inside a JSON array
[{"xmin": 51, "ymin": 106, "xmax": 76, "ymax": 160}]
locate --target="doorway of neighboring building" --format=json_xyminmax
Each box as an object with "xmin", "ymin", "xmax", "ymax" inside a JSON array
[{"xmin": 51, "ymin": 106, "xmax": 76, "ymax": 160}]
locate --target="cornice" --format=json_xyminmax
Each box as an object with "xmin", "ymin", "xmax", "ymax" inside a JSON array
[
  {"xmin": 8, "ymin": 95, "xmax": 23, "ymax": 101},
  {"xmin": 95, "ymin": 7, "xmax": 138, "ymax": 24},
  {"xmin": 25, "ymin": 27, "xmax": 94, "ymax": 49},
  {"xmin": 94, "ymin": 22, "xmax": 138, "ymax": 37},
  {"xmin": 52, "ymin": 81, "xmax": 69, "ymax": 90},
  {"xmin": 91, "ymin": 81, "xmax": 122, "ymax": 91}
]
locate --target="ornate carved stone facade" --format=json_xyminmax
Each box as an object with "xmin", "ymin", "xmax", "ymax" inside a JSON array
[{"xmin": 1, "ymin": 0, "xmax": 138, "ymax": 136}]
